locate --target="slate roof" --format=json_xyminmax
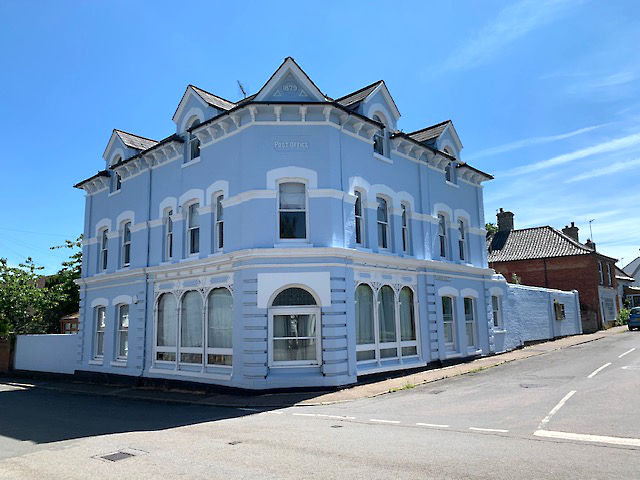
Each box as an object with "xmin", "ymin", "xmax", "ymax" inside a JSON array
[
  {"xmin": 624, "ymin": 257, "xmax": 640, "ymax": 277},
  {"xmin": 191, "ymin": 85, "xmax": 236, "ymax": 110},
  {"xmin": 407, "ymin": 120, "xmax": 451, "ymax": 144},
  {"xmin": 616, "ymin": 265, "xmax": 635, "ymax": 282},
  {"xmin": 487, "ymin": 226, "xmax": 595, "ymax": 262},
  {"xmin": 115, "ymin": 130, "xmax": 158, "ymax": 151},
  {"xmin": 335, "ymin": 80, "xmax": 384, "ymax": 107}
]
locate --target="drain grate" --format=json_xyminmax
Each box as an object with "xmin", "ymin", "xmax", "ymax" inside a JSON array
[{"xmin": 101, "ymin": 451, "xmax": 135, "ymax": 462}]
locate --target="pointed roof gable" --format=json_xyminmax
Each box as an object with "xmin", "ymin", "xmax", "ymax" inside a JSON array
[
  {"xmin": 102, "ymin": 129, "xmax": 158, "ymax": 160},
  {"xmin": 172, "ymin": 85, "xmax": 236, "ymax": 123},
  {"xmin": 253, "ymin": 57, "xmax": 327, "ymax": 102},
  {"xmin": 408, "ymin": 120, "xmax": 462, "ymax": 150},
  {"xmin": 624, "ymin": 257, "xmax": 640, "ymax": 277},
  {"xmin": 336, "ymin": 80, "xmax": 384, "ymax": 107}
]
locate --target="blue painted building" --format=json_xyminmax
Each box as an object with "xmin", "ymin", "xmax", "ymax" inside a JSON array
[{"xmin": 72, "ymin": 58, "xmax": 531, "ymax": 389}]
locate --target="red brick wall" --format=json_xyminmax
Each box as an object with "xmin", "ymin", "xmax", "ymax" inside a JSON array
[{"xmin": 490, "ymin": 254, "xmax": 618, "ymax": 333}]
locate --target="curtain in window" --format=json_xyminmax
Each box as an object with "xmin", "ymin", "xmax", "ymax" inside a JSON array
[
  {"xmin": 207, "ymin": 288, "xmax": 232, "ymax": 349},
  {"xmin": 279, "ymin": 183, "xmax": 305, "ymax": 209},
  {"xmin": 157, "ymin": 293, "xmax": 177, "ymax": 347},
  {"xmin": 181, "ymin": 291, "xmax": 202, "ymax": 348},
  {"xmin": 378, "ymin": 285, "xmax": 396, "ymax": 343},
  {"xmin": 399, "ymin": 287, "xmax": 416, "ymax": 341},
  {"xmin": 356, "ymin": 284, "xmax": 374, "ymax": 344}
]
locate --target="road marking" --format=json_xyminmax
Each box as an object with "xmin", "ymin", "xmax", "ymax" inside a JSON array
[
  {"xmin": 237, "ymin": 407, "xmax": 261, "ymax": 412},
  {"xmin": 540, "ymin": 390, "xmax": 576, "ymax": 428},
  {"xmin": 534, "ymin": 430, "xmax": 640, "ymax": 447},
  {"xmin": 315, "ymin": 414, "xmax": 356, "ymax": 420},
  {"xmin": 621, "ymin": 365, "xmax": 640, "ymax": 370},
  {"xmin": 416, "ymin": 423, "xmax": 450, "ymax": 428},
  {"xmin": 469, "ymin": 427, "xmax": 509, "ymax": 433},
  {"xmin": 293, "ymin": 413, "xmax": 317, "ymax": 417},
  {"xmin": 587, "ymin": 363, "xmax": 611, "ymax": 378},
  {"xmin": 369, "ymin": 419, "xmax": 400, "ymax": 424},
  {"xmin": 619, "ymin": 347, "xmax": 636, "ymax": 358}
]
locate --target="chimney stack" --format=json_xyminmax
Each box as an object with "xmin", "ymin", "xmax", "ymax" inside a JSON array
[
  {"xmin": 562, "ymin": 221, "xmax": 579, "ymax": 242},
  {"xmin": 585, "ymin": 239, "xmax": 596, "ymax": 251},
  {"xmin": 497, "ymin": 208, "xmax": 514, "ymax": 232}
]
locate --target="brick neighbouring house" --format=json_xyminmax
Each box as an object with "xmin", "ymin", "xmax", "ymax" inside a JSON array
[{"xmin": 487, "ymin": 209, "xmax": 619, "ymax": 333}]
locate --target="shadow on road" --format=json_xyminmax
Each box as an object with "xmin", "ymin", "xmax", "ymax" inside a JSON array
[{"xmin": 0, "ymin": 385, "xmax": 268, "ymax": 444}]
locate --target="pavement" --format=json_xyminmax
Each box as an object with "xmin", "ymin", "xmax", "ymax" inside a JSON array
[
  {"xmin": 0, "ymin": 325, "xmax": 638, "ymax": 479},
  {"xmin": 1, "ymin": 326, "xmax": 628, "ymax": 407}
]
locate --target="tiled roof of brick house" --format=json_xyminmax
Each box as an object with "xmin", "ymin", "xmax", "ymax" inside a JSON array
[{"xmin": 487, "ymin": 226, "xmax": 595, "ymax": 262}]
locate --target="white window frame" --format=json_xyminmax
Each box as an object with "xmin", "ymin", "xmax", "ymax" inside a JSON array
[
  {"xmin": 376, "ymin": 196, "xmax": 390, "ymax": 250},
  {"xmin": 372, "ymin": 114, "xmax": 386, "ymax": 156},
  {"xmin": 401, "ymin": 203, "xmax": 410, "ymax": 254},
  {"xmin": 268, "ymin": 306, "xmax": 322, "ymax": 367},
  {"xmin": 445, "ymin": 163, "xmax": 453, "ymax": 183},
  {"xmin": 438, "ymin": 214, "xmax": 448, "ymax": 259},
  {"xmin": 187, "ymin": 118, "xmax": 201, "ymax": 162},
  {"xmin": 354, "ymin": 190, "xmax": 365, "ymax": 246},
  {"xmin": 355, "ymin": 283, "xmax": 419, "ymax": 367},
  {"xmin": 277, "ymin": 181, "xmax": 308, "ymax": 242},
  {"xmin": 94, "ymin": 306, "xmax": 106, "ymax": 360},
  {"xmin": 165, "ymin": 209, "xmax": 174, "ymax": 260},
  {"xmin": 441, "ymin": 296, "xmax": 456, "ymax": 352},
  {"xmin": 606, "ymin": 263, "xmax": 612, "ymax": 286},
  {"xmin": 205, "ymin": 287, "xmax": 233, "ymax": 366},
  {"xmin": 492, "ymin": 295, "xmax": 503, "ymax": 329},
  {"xmin": 187, "ymin": 202, "xmax": 200, "ymax": 255},
  {"xmin": 463, "ymin": 297, "xmax": 477, "ymax": 350},
  {"xmin": 121, "ymin": 221, "xmax": 131, "ymax": 267},
  {"xmin": 458, "ymin": 219, "xmax": 466, "ymax": 262},
  {"xmin": 598, "ymin": 260, "xmax": 604, "ymax": 285},
  {"xmin": 115, "ymin": 304, "xmax": 129, "ymax": 361},
  {"xmin": 154, "ymin": 293, "xmax": 178, "ymax": 364},
  {"xmin": 99, "ymin": 229, "xmax": 108, "ymax": 271},
  {"xmin": 179, "ymin": 290, "xmax": 204, "ymax": 366},
  {"xmin": 215, "ymin": 194, "xmax": 224, "ymax": 251}
]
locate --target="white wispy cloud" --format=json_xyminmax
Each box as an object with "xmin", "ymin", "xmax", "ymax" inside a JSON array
[
  {"xmin": 565, "ymin": 158, "xmax": 640, "ymax": 183},
  {"xmin": 442, "ymin": 0, "xmax": 579, "ymax": 71},
  {"xmin": 566, "ymin": 71, "xmax": 637, "ymax": 95},
  {"xmin": 502, "ymin": 132, "xmax": 640, "ymax": 176},
  {"xmin": 465, "ymin": 124, "xmax": 606, "ymax": 161}
]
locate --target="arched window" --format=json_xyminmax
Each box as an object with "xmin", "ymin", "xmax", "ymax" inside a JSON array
[
  {"xmin": 355, "ymin": 284, "xmax": 375, "ymax": 361},
  {"xmin": 278, "ymin": 182, "xmax": 306, "ymax": 240},
  {"xmin": 121, "ymin": 221, "xmax": 131, "ymax": 267},
  {"xmin": 207, "ymin": 288, "xmax": 233, "ymax": 366},
  {"xmin": 441, "ymin": 296, "xmax": 456, "ymax": 350},
  {"xmin": 111, "ymin": 157, "xmax": 122, "ymax": 193},
  {"xmin": 269, "ymin": 287, "xmax": 320, "ymax": 366},
  {"xmin": 188, "ymin": 118, "xmax": 201, "ymax": 162},
  {"xmin": 156, "ymin": 293, "xmax": 177, "ymax": 362},
  {"xmin": 464, "ymin": 297, "xmax": 476, "ymax": 349},
  {"xmin": 376, "ymin": 196, "xmax": 389, "ymax": 249},
  {"xmin": 438, "ymin": 214, "xmax": 448, "ymax": 258},
  {"xmin": 94, "ymin": 306, "xmax": 106, "ymax": 359},
  {"xmin": 164, "ymin": 209, "xmax": 174, "ymax": 260},
  {"xmin": 215, "ymin": 194, "xmax": 224, "ymax": 250},
  {"xmin": 373, "ymin": 114, "xmax": 385, "ymax": 155},
  {"xmin": 401, "ymin": 203, "xmax": 410, "ymax": 254},
  {"xmin": 99, "ymin": 229, "xmax": 109, "ymax": 271},
  {"xmin": 354, "ymin": 190, "xmax": 365, "ymax": 246},
  {"xmin": 378, "ymin": 285, "xmax": 396, "ymax": 358},
  {"xmin": 399, "ymin": 287, "xmax": 417, "ymax": 355},
  {"xmin": 458, "ymin": 219, "xmax": 466, "ymax": 262},
  {"xmin": 187, "ymin": 202, "xmax": 200, "ymax": 255},
  {"xmin": 180, "ymin": 291, "xmax": 203, "ymax": 364}
]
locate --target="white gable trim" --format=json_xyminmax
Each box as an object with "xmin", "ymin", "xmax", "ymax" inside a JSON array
[
  {"xmin": 266, "ymin": 166, "xmax": 318, "ymax": 189},
  {"xmin": 172, "ymin": 86, "xmax": 211, "ymax": 124},
  {"xmin": 254, "ymin": 58, "xmax": 325, "ymax": 102},
  {"xmin": 363, "ymin": 82, "xmax": 400, "ymax": 121},
  {"xmin": 442, "ymin": 122, "xmax": 463, "ymax": 150},
  {"xmin": 103, "ymin": 131, "xmax": 127, "ymax": 161},
  {"xmin": 179, "ymin": 107, "xmax": 206, "ymax": 132}
]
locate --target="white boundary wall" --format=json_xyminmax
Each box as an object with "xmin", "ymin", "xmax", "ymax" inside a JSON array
[{"xmin": 14, "ymin": 334, "xmax": 79, "ymax": 374}]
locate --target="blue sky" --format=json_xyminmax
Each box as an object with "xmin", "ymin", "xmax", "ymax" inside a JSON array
[{"xmin": 1, "ymin": 0, "xmax": 638, "ymax": 273}]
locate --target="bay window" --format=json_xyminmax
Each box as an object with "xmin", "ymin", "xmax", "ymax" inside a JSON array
[
  {"xmin": 279, "ymin": 182, "xmax": 306, "ymax": 240},
  {"xmin": 399, "ymin": 287, "xmax": 417, "ymax": 357},
  {"xmin": 180, "ymin": 291, "xmax": 203, "ymax": 364},
  {"xmin": 355, "ymin": 284, "xmax": 375, "ymax": 361},
  {"xmin": 378, "ymin": 285, "xmax": 396, "ymax": 358},
  {"xmin": 156, "ymin": 293, "xmax": 177, "ymax": 362},
  {"xmin": 207, "ymin": 288, "xmax": 233, "ymax": 366}
]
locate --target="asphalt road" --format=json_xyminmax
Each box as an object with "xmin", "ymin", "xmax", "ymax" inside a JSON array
[{"xmin": 1, "ymin": 330, "xmax": 639, "ymax": 479}]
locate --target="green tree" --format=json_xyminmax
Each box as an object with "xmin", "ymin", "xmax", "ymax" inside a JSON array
[{"xmin": 485, "ymin": 222, "xmax": 498, "ymax": 237}]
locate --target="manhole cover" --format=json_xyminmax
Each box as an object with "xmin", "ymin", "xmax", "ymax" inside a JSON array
[{"xmin": 101, "ymin": 451, "xmax": 135, "ymax": 462}]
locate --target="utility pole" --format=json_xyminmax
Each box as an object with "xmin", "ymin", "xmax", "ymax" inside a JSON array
[{"xmin": 588, "ymin": 219, "xmax": 595, "ymax": 241}]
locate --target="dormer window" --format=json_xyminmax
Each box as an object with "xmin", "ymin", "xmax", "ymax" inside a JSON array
[
  {"xmin": 187, "ymin": 118, "xmax": 201, "ymax": 162},
  {"xmin": 373, "ymin": 114, "xmax": 385, "ymax": 156},
  {"xmin": 445, "ymin": 163, "xmax": 453, "ymax": 183}
]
